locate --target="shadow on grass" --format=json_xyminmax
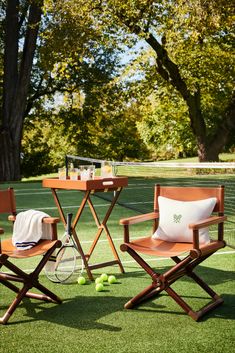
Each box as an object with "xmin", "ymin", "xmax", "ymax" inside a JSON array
[
  {"xmin": 8, "ymin": 295, "xmax": 128, "ymax": 330},
  {"xmin": 3, "ymin": 264, "xmax": 235, "ymax": 326},
  {"xmin": 133, "ymin": 293, "xmax": 235, "ymax": 321}
]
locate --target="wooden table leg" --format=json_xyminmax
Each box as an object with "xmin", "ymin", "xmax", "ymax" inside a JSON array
[
  {"xmin": 86, "ymin": 189, "xmax": 125, "ymax": 273},
  {"xmin": 50, "ymin": 187, "xmax": 125, "ymax": 280}
]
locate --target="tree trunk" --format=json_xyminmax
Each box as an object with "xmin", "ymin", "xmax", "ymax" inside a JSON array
[
  {"xmin": 0, "ymin": 127, "xmax": 21, "ymax": 181},
  {"xmin": 197, "ymin": 141, "xmax": 219, "ymax": 162},
  {"xmin": 186, "ymin": 91, "xmax": 220, "ymax": 162},
  {"xmin": 0, "ymin": 0, "xmax": 43, "ymax": 181},
  {"xmin": 142, "ymin": 32, "xmax": 234, "ymax": 162}
]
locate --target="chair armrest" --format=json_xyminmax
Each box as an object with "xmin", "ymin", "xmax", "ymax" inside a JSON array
[
  {"xmin": 120, "ymin": 212, "xmax": 159, "ymax": 243},
  {"xmin": 189, "ymin": 216, "xmax": 227, "ymax": 230},
  {"xmin": 189, "ymin": 215, "xmax": 227, "ymax": 251},
  {"xmin": 43, "ymin": 217, "xmax": 60, "ymax": 240},
  {"xmin": 8, "ymin": 215, "xmax": 16, "ymax": 222},
  {"xmin": 8, "ymin": 215, "xmax": 60, "ymax": 224},
  {"xmin": 0, "ymin": 228, "xmax": 4, "ymax": 235},
  {"xmin": 120, "ymin": 212, "xmax": 159, "ymax": 225},
  {"xmin": 8, "ymin": 215, "xmax": 60, "ymax": 241},
  {"xmin": 42, "ymin": 217, "xmax": 60, "ymax": 224}
]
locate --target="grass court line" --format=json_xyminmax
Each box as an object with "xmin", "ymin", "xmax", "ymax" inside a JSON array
[{"xmin": 16, "ymin": 200, "xmax": 153, "ymax": 212}]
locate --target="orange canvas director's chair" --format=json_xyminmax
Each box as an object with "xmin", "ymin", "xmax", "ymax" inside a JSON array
[
  {"xmin": 0, "ymin": 188, "xmax": 62, "ymax": 324},
  {"xmin": 120, "ymin": 184, "xmax": 227, "ymax": 321}
]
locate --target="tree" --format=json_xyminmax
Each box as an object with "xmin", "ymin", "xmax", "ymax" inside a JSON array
[
  {"xmin": 136, "ymin": 88, "xmax": 197, "ymax": 160},
  {"xmin": 89, "ymin": 0, "xmax": 235, "ymax": 161},
  {"xmin": 2, "ymin": 0, "xmax": 234, "ymax": 183},
  {"xmin": 22, "ymin": 63, "xmax": 149, "ymax": 177},
  {"xmin": 1, "ymin": 0, "xmax": 147, "ymax": 180},
  {"xmin": 0, "ymin": 0, "xmax": 43, "ymax": 181}
]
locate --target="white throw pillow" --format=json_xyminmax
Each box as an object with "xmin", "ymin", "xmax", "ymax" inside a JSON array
[{"xmin": 152, "ymin": 196, "xmax": 217, "ymax": 244}]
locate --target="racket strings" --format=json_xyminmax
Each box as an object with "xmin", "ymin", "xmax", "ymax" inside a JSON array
[{"xmin": 45, "ymin": 233, "xmax": 84, "ymax": 283}]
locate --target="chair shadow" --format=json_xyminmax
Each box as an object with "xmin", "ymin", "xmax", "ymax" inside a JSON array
[
  {"xmin": 8, "ymin": 295, "xmax": 127, "ymax": 330},
  {"xmin": 133, "ymin": 292, "xmax": 235, "ymax": 321}
]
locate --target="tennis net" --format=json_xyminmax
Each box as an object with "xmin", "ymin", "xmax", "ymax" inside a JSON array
[{"xmin": 65, "ymin": 155, "xmax": 235, "ymax": 249}]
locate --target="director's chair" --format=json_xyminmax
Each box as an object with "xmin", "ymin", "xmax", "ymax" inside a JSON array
[
  {"xmin": 0, "ymin": 188, "xmax": 62, "ymax": 324},
  {"xmin": 120, "ymin": 185, "xmax": 227, "ymax": 321}
]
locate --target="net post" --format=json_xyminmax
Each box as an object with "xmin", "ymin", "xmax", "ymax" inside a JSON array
[{"xmin": 65, "ymin": 155, "xmax": 69, "ymax": 178}]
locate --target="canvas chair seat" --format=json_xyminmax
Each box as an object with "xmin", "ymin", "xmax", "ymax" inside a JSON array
[
  {"xmin": 1, "ymin": 238, "xmax": 59, "ymax": 258},
  {"xmin": 120, "ymin": 184, "xmax": 227, "ymax": 321},
  {"xmin": 126, "ymin": 236, "xmax": 224, "ymax": 257},
  {"xmin": 125, "ymin": 237, "xmax": 194, "ymax": 257},
  {"xmin": 0, "ymin": 188, "xmax": 62, "ymax": 324}
]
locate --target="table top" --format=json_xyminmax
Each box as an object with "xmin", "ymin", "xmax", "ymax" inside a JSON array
[{"xmin": 42, "ymin": 176, "xmax": 128, "ymax": 191}]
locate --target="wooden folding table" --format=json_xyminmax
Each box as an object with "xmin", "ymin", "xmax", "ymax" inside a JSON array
[{"xmin": 42, "ymin": 177, "xmax": 128, "ymax": 280}]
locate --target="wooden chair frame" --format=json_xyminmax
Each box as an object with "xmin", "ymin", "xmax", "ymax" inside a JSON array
[
  {"xmin": 0, "ymin": 188, "xmax": 62, "ymax": 324},
  {"xmin": 120, "ymin": 185, "xmax": 227, "ymax": 321}
]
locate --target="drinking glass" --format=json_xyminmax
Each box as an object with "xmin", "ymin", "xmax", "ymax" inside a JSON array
[
  {"xmin": 101, "ymin": 161, "xmax": 113, "ymax": 178},
  {"xmin": 70, "ymin": 168, "xmax": 79, "ymax": 180},
  {"xmin": 79, "ymin": 165, "xmax": 95, "ymax": 181},
  {"xmin": 58, "ymin": 167, "xmax": 66, "ymax": 180}
]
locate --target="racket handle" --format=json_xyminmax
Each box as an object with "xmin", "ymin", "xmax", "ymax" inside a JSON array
[{"xmin": 66, "ymin": 213, "xmax": 73, "ymax": 236}]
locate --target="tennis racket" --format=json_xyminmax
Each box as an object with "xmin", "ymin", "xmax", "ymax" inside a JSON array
[{"xmin": 45, "ymin": 213, "xmax": 84, "ymax": 283}]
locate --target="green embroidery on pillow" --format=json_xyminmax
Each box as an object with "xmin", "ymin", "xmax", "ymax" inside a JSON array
[{"xmin": 173, "ymin": 214, "xmax": 182, "ymax": 223}]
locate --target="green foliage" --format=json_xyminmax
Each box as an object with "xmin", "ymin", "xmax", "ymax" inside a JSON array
[
  {"xmin": 20, "ymin": 0, "xmax": 147, "ymax": 175},
  {"xmin": 22, "ymin": 87, "xmax": 149, "ymax": 177},
  {"xmin": 21, "ymin": 117, "xmax": 77, "ymax": 177},
  {"xmin": 136, "ymin": 90, "xmax": 197, "ymax": 160},
  {"xmin": 163, "ymin": 0, "xmax": 235, "ymax": 132},
  {"xmin": 89, "ymin": 0, "xmax": 235, "ymax": 160},
  {"xmin": 12, "ymin": 0, "xmax": 235, "ymax": 176}
]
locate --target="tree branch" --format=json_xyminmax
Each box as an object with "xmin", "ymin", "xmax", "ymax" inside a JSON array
[{"xmin": 18, "ymin": 2, "xmax": 29, "ymax": 31}]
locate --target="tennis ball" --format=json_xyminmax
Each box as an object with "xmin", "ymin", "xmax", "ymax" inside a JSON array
[
  {"xmin": 100, "ymin": 273, "xmax": 108, "ymax": 282},
  {"xmin": 108, "ymin": 275, "xmax": 117, "ymax": 284},
  {"xmin": 95, "ymin": 277, "xmax": 103, "ymax": 284},
  {"xmin": 77, "ymin": 276, "xmax": 86, "ymax": 285},
  {"xmin": 95, "ymin": 283, "xmax": 104, "ymax": 292}
]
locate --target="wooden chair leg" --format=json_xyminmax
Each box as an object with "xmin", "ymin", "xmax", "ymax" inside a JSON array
[
  {"xmin": 0, "ymin": 247, "xmax": 62, "ymax": 324},
  {"xmin": 33, "ymin": 282, "xmax": 62, "ymax": 303},
  {"xmin": 190, "ymin": 296, "xmax": 224, "ymax": 321},
  {"xmin": 125, "ymin": 283, "xmax": 157, "ymax": 309},
  {"xmin": 166, "ymin": 284, "xmax": 223, "ymax": 321},
  {"xmin": 122, "ymin": 243, "xmax": 224, "ymax": 320},
  {"xmin": 188, "ymin": 271, "xmax": 218, "ymax": 298},
  {"xmin": 0, "ymin": 277, "xmax": 62, "ymax": 324},
  {"xmin": 0, "ymin": 284, "xmax": 31, "ymax": 324}
]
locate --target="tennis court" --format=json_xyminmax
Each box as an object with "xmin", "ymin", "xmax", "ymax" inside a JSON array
[{"xmin": 0, "ymin": 171, "xmax": 235, "ymax": 353}]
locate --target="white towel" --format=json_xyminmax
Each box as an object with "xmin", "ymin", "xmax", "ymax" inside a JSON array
[{"xmin": 12, "ymin": 210, "xmax": 52, "ymax": 250}]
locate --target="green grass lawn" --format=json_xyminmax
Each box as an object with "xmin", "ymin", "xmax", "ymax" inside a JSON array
[
  {"xmin": 0, "ymin": 176, "xmax": 235, "ymax": 353},
  {"xmin": 0, "ymin": 252, "xmax": 234, "ymax": 353}
]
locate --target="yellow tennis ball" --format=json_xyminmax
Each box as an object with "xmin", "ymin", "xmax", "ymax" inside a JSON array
[
  {"xmin": 95, "ymin": 283, "xmax": 104, "ymax": 292},
  {"xmin": 100, "ymin": 273, "xmax": 108, "ymax": 282},
  {"xmin": 108, "ymin": 275, "xmax": 117, "ymax": 284},
  {"xmin": 77, "ymin": 276, "xmax": 86, "ymax": 285},
  {"xmin": 95, "ymin": 277, "xmax": 103, "ymax": 284}
]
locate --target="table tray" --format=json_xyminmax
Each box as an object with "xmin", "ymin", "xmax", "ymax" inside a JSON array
[{"xmin": 42, "ymin": 176, "xmax": 128, "ymax": 191}]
